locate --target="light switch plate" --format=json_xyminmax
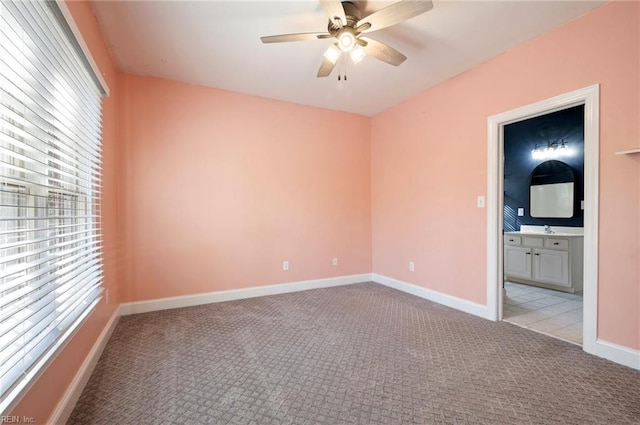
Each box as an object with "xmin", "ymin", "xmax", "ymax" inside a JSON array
[
  {"xmin": 477, "ymin": 196, "xmax": 485, "ymax": 208},
  {"xmin": 517, "ymin": 208, "xmax": 524, "ymax": 217}
]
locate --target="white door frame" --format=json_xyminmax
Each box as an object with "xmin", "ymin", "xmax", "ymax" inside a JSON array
[{"xmin": 486, "ymin": 84, "xmax": 599, "ymax": 355}]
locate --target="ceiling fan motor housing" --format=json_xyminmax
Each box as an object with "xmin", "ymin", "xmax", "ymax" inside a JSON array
[{"xmin": 328, "ymin": 1, "xmax": 361, "ymax": 33}]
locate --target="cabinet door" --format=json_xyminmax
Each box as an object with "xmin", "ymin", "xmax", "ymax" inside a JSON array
[
  {"xmin": 505, "ymin": 246, "xmax": 532, "ymax": 279},
  {"xmin": 533, "ymin": 248, "xmax": 569, "ymax": 286}
]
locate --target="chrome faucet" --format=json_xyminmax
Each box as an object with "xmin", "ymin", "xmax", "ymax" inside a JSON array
[{"xmin": 544, "ymin": 225, "xmax": 554, "ymax": 234}]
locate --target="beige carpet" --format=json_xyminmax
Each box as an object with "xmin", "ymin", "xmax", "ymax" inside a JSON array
[{"xmin": 68, "ymin": 282, "xmax": 640, "ymax": 424}]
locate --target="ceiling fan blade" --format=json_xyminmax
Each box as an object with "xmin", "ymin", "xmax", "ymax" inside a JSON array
[
  {"xmin": 361, "ymin": 37, "xmax": 407, "ymax": 66},
  {"xmin": 261, "ymin": 33, "xmax": 331, "ymax": 43},
  {"xmin": 320, "ymin": 0, "xmax": 347, "ymax": 28},
  {"xmin": 317, "ymin": 57, "xmax": 337, "ymax": 77},
  {"xmin": 317, "ymin": 46, "xmax": 341, "ymax": 77},
  {"xmin": 357, "ymin": 0, "xmax": 433, "ymax": 33}
]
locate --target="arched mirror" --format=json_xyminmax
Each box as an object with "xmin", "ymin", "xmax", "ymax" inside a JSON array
[{"xmin": 530, "ymin": 160, "xmax": 575, "ymax": 218}]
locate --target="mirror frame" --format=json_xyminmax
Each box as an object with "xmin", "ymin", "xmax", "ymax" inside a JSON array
[{"xmin": 529, "ymin": 160, "xmax": 575, "ymax": 219}]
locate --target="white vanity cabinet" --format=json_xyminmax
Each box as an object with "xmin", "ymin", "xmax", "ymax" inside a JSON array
[
  {"xmin": 504, "ymin": 233, "xmax": 583, "ymax": 293},
  {"xmin": 504, "ymin": 236, "xmax": 531, "ymax": 279}
]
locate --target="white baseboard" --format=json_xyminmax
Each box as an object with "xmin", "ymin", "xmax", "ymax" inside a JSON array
[
  {"xmin": 592, "ymin": 339, "xmax": 640, "ymax": 370},
  {"xmin": 120, "ymin": 274, "xmax": 373, "ymax": 316},
  {"xmin": 49, "ymin": 306, "xmax": 121, "ymax": 424},
  {"xmin": 372, "ymin": 273, "xmax": 490, "ymax": 319}
]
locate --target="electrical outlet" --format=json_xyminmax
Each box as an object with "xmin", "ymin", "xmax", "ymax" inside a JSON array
[
  {"xmin": 409, "ymin": 261, "xmax": 415, "ymax": 272},
  {"xmin": 517, "ymin": 208, "xmax": 525, "ymax": 217},
  {"xmin": 477, "ymin": 196, "xmax": 485, "ymax": 208},
  {"xmin": 332, "ymin": 257, "xmax": 338, "ymax": 266},
  {"xmin": 282, "ymin": 261, "xmax": 289, "ymax": 271}
]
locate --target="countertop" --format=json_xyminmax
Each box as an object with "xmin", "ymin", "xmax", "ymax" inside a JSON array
[{"xmin": 504, "ymin": 231, "xmax": 584, "ymax": 237}]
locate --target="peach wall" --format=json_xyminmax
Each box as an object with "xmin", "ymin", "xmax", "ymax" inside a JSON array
[
  {"xmin": 118, "ymin": 74, "xmax": 372, "ymax": 302},
  {"xmin": 8, "ymin": 1, "xmax": 121, "ymax": 423},
  {"xmin": 7, "ymin": 2, "xmax": 639, "ymax": 422},
  {"xmin": 371, "ymin": 2, "xmax": 639, "ymax": 349}
]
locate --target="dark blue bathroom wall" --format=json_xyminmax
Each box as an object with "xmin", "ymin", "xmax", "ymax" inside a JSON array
[{"xmin": 503, "ymin": 105, "xmax": 584, "ymax": 232}]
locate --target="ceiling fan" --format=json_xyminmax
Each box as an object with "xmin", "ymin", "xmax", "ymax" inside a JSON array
[{"xmin": 260, "ymin": 0, "xmax": 434, "ymax": 78}]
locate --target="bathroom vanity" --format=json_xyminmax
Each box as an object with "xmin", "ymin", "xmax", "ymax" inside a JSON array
[{"xmin": 504, "ymin": 227, "xmax": 583, "ymax": 293}]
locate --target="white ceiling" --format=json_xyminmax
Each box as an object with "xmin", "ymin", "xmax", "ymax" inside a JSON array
[{"xmin": 91, "ymin": 0, "xmax": 604, "ymax": 116}]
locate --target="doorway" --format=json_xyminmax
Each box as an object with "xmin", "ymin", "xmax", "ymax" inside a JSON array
[
  {"xmin": 502, "ymin": 105, "xmax": 585, "ymax": 345},
  {"xmin": 486, "ymin": 85, "xmax": 599, "ymax": 355}
]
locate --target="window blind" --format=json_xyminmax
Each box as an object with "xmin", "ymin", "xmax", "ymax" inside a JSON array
[{"xmin": 0, "ymin": 0, "xmax": 104, "ymax": 411}]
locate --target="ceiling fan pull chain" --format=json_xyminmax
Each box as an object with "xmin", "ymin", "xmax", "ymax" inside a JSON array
[
  {"xmin": 345, "ymin": 54, "xmax": 349, "ymax": 81},
  {"xmin": 341, "ymin": 53, "xmax": 348, "ymax": 82}
]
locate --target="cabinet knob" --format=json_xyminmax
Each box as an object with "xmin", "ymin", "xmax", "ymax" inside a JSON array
[
  {"xmin": 553, "ymin": 242, "xmax": 559, "ymax": 245},
  {"xmin": 534, "ymin": 253, "xmax": 540, "ymax": 256},
  {"xmin": 526, "ymin": 252, "xmax": 531, "ymax": 255}
]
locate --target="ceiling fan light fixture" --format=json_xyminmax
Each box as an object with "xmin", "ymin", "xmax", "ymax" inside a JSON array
[
  {"xmin": 350, "ymin": 45, "xmax": 365, "ymax": 64},
  {"xmin": 337, "ymin": 30, "xmax": 356, "ymax": 52},
  {"xmin": 324, "ymin": 44, "xmax": 341, "ymax": 64}
]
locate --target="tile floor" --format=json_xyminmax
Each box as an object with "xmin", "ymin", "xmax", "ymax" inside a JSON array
[{"xmin": 503, "ymin": 281, "xmax": 583, "ymax": 345}]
